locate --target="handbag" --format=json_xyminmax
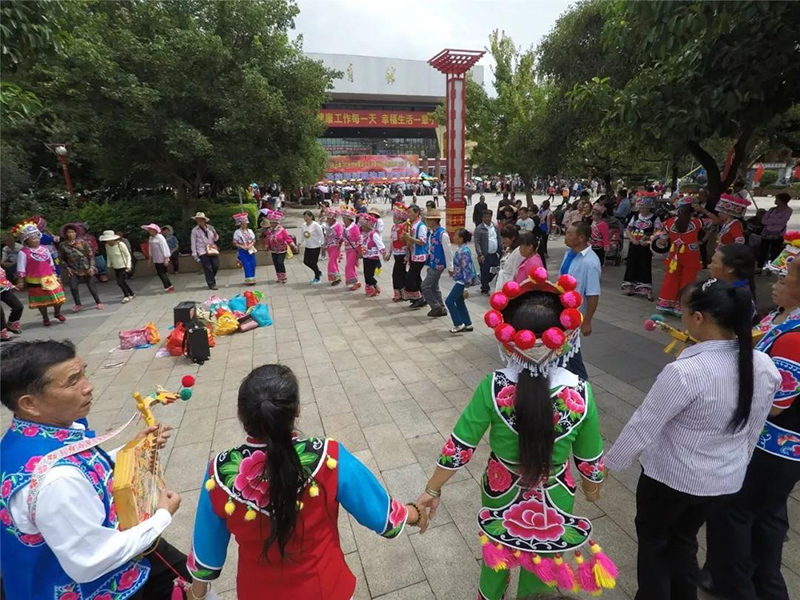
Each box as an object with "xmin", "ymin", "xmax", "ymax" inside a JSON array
[{"xmin": 202, "ymin": 227, "xmax": 219, "ymax": 256}]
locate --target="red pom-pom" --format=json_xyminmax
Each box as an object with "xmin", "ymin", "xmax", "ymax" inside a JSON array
[
  {"xmin": 529, "ymin": 266, "xmax": 548, "ymax": 283},
  {"xmin": 560, "ymin": 290, "xmax": 583, "ymax": 309},
  {"xmin": 513, "ymin": 330, "xmax": 537, "ymax": 350},
  {"xmin": 181, "ymin": 375, "xmax": 196, "ymax": 388},
  {"xmin": 502, "ymin": 281, "xmax": 521, "ymax": 298},
  {"xmin": 557, "ymin": 274, "xmax": 578, "ymax": 292},
  {"xmin": 490, "ymin": 292, "xmax": 509, "ymax": 311},
  {"xmin": 542, "ymin": 327, "xmax": 566, "ymax": 350},
  {"xmin": 484, "ymin": 310, "xmax": 504, "ymax": 328},
  {"xmin": 495, "ymin": 323, "xmax": 516, "ymax": 344},
  {"xmin": 643, "ymin": 319, "xmax": 656, "ymax": 332},
  {"xmin": 559, "ymin": 308, "xmax": 582, "ymax": 330}
]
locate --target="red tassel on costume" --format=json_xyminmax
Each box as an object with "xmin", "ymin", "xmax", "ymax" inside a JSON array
[
  {"xmin": 506, "ymin": 549, "xmax": 521, "ymax": 569},
  {"xmin": 589, "ymin": 540, "xmax": 618, "ymax": 589},
  {"xmin": 518, "ymin": 552, "xmax": 556, "ymax": 586},
  {"xmin": 553, "ymin": 553, "xmax": 577, "ymax": 591},
  {"xmin": 575, "ymin": 551, "xmax": 601, "ymax": 596},
  {"xmin": 171, "ymin": 581, "xmax": 185, "ymax": 600}
]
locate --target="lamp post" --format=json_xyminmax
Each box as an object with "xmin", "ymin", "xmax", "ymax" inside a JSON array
[{"xmin": 45, "ymin": 143, "xmax": 74, "ymax": 195}]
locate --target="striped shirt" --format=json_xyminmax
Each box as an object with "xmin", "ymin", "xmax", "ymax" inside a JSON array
[{"xmin": 606, "ymin": 340, "xmax": 781, "ymax": 496}]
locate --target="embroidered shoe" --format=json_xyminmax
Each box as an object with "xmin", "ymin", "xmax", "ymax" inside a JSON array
[{"xmin": 55, "ymin": 314, "xmax": 66, "ymax": 322}]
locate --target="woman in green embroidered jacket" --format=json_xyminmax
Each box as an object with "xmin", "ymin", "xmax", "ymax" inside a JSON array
[
  {"xmin": 185, "ymin": 364, "xmax": 427, "ymax": 600},
  {"xmin": 417, "ymin": 273, "xmax": 615, "ymax": 599}
]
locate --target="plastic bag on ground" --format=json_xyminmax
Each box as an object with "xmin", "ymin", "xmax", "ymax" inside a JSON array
[
  {"xmin": 228, "ymin": 294, "xmax": 247, "ymax": 313},
  {"xmin": 248, "ymin": 303, "xmax": 272, "ymax": 327},
  {"xmin": 213, "ymin": 312, "xmax": 240, "ymax": 336}
]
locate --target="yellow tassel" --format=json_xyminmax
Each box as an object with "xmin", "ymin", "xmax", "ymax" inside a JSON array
[
  {"xmin": 479, "ymin": 534, "xmax": 489, "ymax": 545},
  {"xmin": 514, "ymin": 551, "xmax": 521, "ymax": 558},
  {"xmin": 554, "ymin": 555, "xmax": 564, "ymax": 566},
  {"xmin": 326, "ymin": 457, "xmax": 337, "ymax": 469},
  {"xmin": 224, "ymin": 499, "xmax": 235, "ymax": 516},
  {"xmin": 533, "ymin": 555, "xmax": 542, "ymax": 565},
  {"xmin": 309, "ymin": 483, "xmax": 319, "ymax": 497},
  {"xmin": 496, "ymin": 543, "xmax": 503, "ymax": 550},
  {"xmin": 204, "ymin": 478, "xmax": 215, "ymax": 491},
  {"xmin": 669, "ymin": 243, "xmax": 675, "ymax": 253},
  {"xmin": 297, "ymin": 501, "xmax": 304, "ymax": 510},
  {"xmin": 593, "ymin": 562, "xmax": 616, "ymax": 589},
  {"xmin": 680, "ymin": 245, "xmax": 685, "ymax": 253},
  {"xmin": 244, "ymin": 507, "xmax": 257, "ymax": 521}
]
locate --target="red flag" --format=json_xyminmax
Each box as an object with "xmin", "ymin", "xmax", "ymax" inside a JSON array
[
  {"xmin": 721, "ymin": 146, "xmax": 735, "ymax": 182},
  {"xmin": 753, "ymin": 164, "xmax": 765, "ymax": 184}
]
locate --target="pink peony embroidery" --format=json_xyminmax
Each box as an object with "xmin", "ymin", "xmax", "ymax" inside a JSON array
[
  {"xmin": 597, "ymin": 457, "xmax": 605, "ymax": 473},
  {"xmin": 88, "ymin": 471, "xmax": 100, "ymax": 486},
  {"xmin": 95, "ymin": 594, "xmax": 114, "ymax": 600},
  {"xmin": 22, "ymin": 425, "xmax": 40, "ymax": 437},
  {"xmin": 479, "ymin": 509, "xmax": 491, "ymax": 520},
  {"xmin": 502, "ymin": 498, "xmax": 565, "ymax": 541},
  {"xmin": 93, "ymin": 461, "xmax": 106, "ymax": 478},
  {"xmin": 459, "ymin": 449, "xmax": 473, "ymax": 464},
  {"xmin": 187, "ymin": 551, "xmax": 198, "ymax": 572},
  {"xmin": 53, "ymin": 429, "xmax": 70, "ymax": 442},
  {"xmin": 780, "ymin": 370, "xmax": 798, "ymax": 392},
  {"xmin": 117, "ymin": 565, "xmax": 140, "ymax": 591},
  {"xmin": 19, "ymin": 533, "xmax": 43, "ymax": 545},
  {"xmin": 563, "ymin": 465, "xmax": 575, "ymax": 488},
  {"xmin": 233, "ymin": 451, "xmax": 270, "ymax": 505},
  {"xmin": 388, "ymin": 498, "xmax": 407, "ymax": 527},
  {"xmin": 441, "ymin": 439, "xmax": 456, "ymax": 457},
  {"xmin": 24, "ymin": 456, "xmax": 42, "ymax": 473},
  {"xmin": 58, "ymin": 592, "xmax": 79, "ymax": 600},
  {"xmin": 108, "ymin": 504, "xmax": 117, "ymax": 524},
  {"xmin": 577, "ymin": 461, "xmax": 596, "ymax": 479},
  {"xmin": 0, "ymin": 508, "xmax": 11, "ymax": 526},
  {"xmin": 487, "ymin": 459, "xmax": 512, "ymax": 493},
  {"xmin": 558, "ymin": 388, "xmax": 586, "ymax": 414},
  {"xmin": 1, "ymin": 480, "xmax": 12, "ymax": 498},
  {"xmin": 496, "ymin": 385, "xmax": 516, "ymax": 408}
]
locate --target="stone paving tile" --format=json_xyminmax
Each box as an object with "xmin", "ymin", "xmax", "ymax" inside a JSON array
[
  {"xmin": 164, "ymin": 441, "xmax": 211, "ymax": 493},
  {"xmin": 385, "ymin": 400, "xmax": 438, "ymax": 439},
  {"xmin": 410, "ymin": 523, "xmax": 480, "ymax": 599},
  {"xmin": 373, "ymin": 582, "xmax": 435, "ymax": 599},
  {"xmin": 363, "ymin": 423, "xmax": 417, "ymax": 471},
  {"xmin": 351, "ymin": 519, "xmax": 426, "ymax": 597}
]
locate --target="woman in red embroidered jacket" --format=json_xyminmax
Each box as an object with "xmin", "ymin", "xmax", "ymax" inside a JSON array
[{"xmin": 186, "ymin": 364, "xmax": 427, "ymax": 600}]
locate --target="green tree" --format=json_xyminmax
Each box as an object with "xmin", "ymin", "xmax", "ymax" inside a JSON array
[
  {"xmin": 573, "ymin": 0, "xmax": 800, "ymax": 201},
  {"xmin": 17, "ymin": 0, "xmax": 337, "ymax": 216}
]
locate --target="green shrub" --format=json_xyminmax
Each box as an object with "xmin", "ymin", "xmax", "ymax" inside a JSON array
[{"xmin": 757, "ymin": 169, "xmax": 779, "ymax": 188}]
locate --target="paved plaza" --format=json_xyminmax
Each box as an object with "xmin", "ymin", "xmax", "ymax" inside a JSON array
[{"xmin": 2, "ymin": 197, "xmax": 798, "ymax": 599}]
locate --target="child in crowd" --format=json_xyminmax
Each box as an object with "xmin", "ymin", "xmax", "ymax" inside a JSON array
[
  {"xmin": 99, "ymin": 230, "xmax": 135, "ymax": 303},
  {"xmin": 385, "ymin": 202, "xmax": 409, "ymax": 301},
  {"xmin": 322, "ymin": 207, "xmax": 344, "ymax": 286},
  {"xmin": 514, "ymin": 231, "xmax": 545, "ymax": 284},
  {"xmin": 516, "ymin": 206, "xmax": 535, "ymax": 232},
  {"xmin": 142, "ymin": 223, "xmax": 175, "ymax": 292},
  {"xmin": 263, "ymin": 210, "xmax": 296, "ymax": 284},
  {"xmin": 446, "ymin": 229, "xmax": 478, "ymax": 333},
  {"xmin": 359, "ymin": 214, "xmax": 385, "ymax": 297}
]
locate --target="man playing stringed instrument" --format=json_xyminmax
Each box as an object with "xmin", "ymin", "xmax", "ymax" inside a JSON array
[{"xmin": 0, "ymin": 340, "xmax": 188, "ymax": 600}]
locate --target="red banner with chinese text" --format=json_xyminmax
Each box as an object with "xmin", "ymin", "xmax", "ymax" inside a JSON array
[
  {"xmin": 324, "ymin": 154, "xmax": 419, "ymax": 182},
  {"xmin": 319, "ymin": 109, "xmax": 437, "ymax": 128}
]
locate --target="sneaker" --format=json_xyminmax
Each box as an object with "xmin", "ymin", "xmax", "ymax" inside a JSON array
[
  {"xmin": 463, "ymin": 325, "xmax": 474, "ymax": 332},
  {"xmin": 449, "ymin": 325, "xmax": 465, "ymax": 334},
  {"xmin": 165, "ymin": 286, "xmax": 176, "ymax": 293},
  {"xmin": 96, "ymin": 303, "xmax": 104, "ymax": 310},
  {"xmin": 427, "ymin": 307, "xmax": 448, "ymax": 318},
  {"xmin": 331, "ymin": 279, "xmax": 341, "ymax": 286},
  {"xmin": 410, "ymin": 299, "xmax": 427, "ymax": 309},
  {"xmin": 210, "ymin": 285, "xmax": 219, "ymax": 291},
  {"xmin": 71, "ymin": 305, "xmax": 83, "ymax": 313},
  {"xmin": 311, "ymin": 278, "xmax": 321, "ymax": 285},
  {"xmin": 7, "ymin": 322, "xmax": 21, "ymax": 334},
  {"xmin": 349, "ymin": 282, "xmax": 362, "ymax": 291},
  {"xmin": 122, "ymin": 297, "xmax": 131, "ymax": 304},
  {"xmin": 55, "ymin": 314, "xmax": 66, "ymax": 322}
]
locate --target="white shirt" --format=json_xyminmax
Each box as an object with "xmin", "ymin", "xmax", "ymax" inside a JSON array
[
  {"xmin": 233, "ymin": 228, "xmax": 256, "ymax": 251},
  {"xmin": 495, "ymin": 247, "xmax": 525, "ymax": 291},
  {"xmin": 302, "ymin": 221, "xmax": 325, "ymax": 249},
  {"xmin": 487, "ymin": 226, "xmax": 498, "ymax": 254},
  {"xmin": 440, "ymin": 231, "xmax": 454, "ymax": 271},
  {"xmin": 8, "ymin": 423, "xmax": 172, "ymax": 583}
]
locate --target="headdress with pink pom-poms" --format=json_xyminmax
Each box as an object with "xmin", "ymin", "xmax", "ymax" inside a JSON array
[{"xmin": 484, "ymin": 269, "xmax": 583, "ymax": 375}]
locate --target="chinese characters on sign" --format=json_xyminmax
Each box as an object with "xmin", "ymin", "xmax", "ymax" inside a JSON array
[
  {"xmin": 319, "ymin": 109, "xmax": 437, "ymax": 129},
  {"xmin": 324, "ymin": 154, "xmax": 420, "ymax": 182}
]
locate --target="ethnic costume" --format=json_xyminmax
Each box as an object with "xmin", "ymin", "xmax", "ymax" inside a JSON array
[
  {"xmin": 440, "ymin": 272, "xmax": 616, "ymax": 599},
  {"xmin": 404, "ymin": 217, "xmax": 428, "ymax": 301},
  {"xmin": 232, "ymin": 213, "xmax": 257, "ymax": 285},
  {"xmin": 653, "ymin": 197, "xmax": 703, "ymax": 316},
  {"xmin": 187, "ymin": 436, "xmax": 410, "ymax": 599},
  {"xmin": 621, "ymin": 193, "xmax": 661, "ymax": 299},
  {"xmin": 340, "ymin": 206, "xmax": 362, "ymax": 289},
  {"xmin": 389, "ymin": 203, "xmax": 410, "ymax": 301},
  {"xmin": 263, "ymin": 211, "xmax": 293, "ymax": 284},
  {"xmin": 323, "ymin": 209, "xmax": 344, "ymax": 285},
  {"xmin": 359, "ymin": 214, "xmax": 385, "ymax": 297},
  {"xmin": 714, "ymin": 193, "xmax": 750, "ymax": 253},
  {"xmin": 12, "ymin": 222, "xmax": 66, "ymax": 310}
]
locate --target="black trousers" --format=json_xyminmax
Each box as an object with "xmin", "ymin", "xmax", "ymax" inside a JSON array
[
  {"xmin": 704, "ymin": 449, "xmax": 800, "ymax": 600},
  {"xmin": 364, "ymin": 257, "xmax": 380, "ymax": 286},
  {"xmin": 199, "ymin": 254, "xmax": 218, "ymax": 288},
  {"xmin": 479, "ymin": 252, "xmax": 500, "ymax": 293},
  {"xmin": 392, "ymin": 254, "xmax": 407, "ymax": 291},
  {"xmin": 0, "ymin": 290, "xmax": 23, "ymax": 328},
  {"xmin": 69, "ymin": 273, "xmax": 101, "ymax": 305},
  {"xmin": 114, "ymin": 268, "xmax": 134, "ymax": 297},
  {"xmin": 170, "ymin": 251, "xmax": 180, "ymax": 273},
  {"xmin": 130, "ymin": 539, "xmax": 189, "ymax": 600},
  {"xmin": 623, "ymin": 243, "xmax": 653, "ymax": 286},
  {"xmin": 592, "ymin": 246, "xmax": 606, "ymax": 266},
  {"xmin": 304, "ymin": 247, "xmax": 322, "ymax": 279},
  {"xmin": 538, "ymin": 231, "xmax": 549, "ymax": 257},
  {"xmin": 154, "ymin": 263, "xmax": 172, "ymax": 289},
  {"xmin": 405, "ymin": 260, "xmax": 425, "ymax": 293},
  {"xmin": 758, "ymin": 237, "xmax": 785, "ymax": 269},
  {"xmin": 272, "ymin": 252, "xmax": 286, "ymax": 274},
  {"xmin": 635, "ymin": 472, "xmax": 726, "ymax": 600}
]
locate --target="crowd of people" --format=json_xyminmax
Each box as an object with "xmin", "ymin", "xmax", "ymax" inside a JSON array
[{"xmin": 0, "ymin": 177, "xmax": 798, "ymax": 600}]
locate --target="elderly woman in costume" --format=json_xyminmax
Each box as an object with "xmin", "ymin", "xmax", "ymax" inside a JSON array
[
  {"xmin": 12, "ymin": 221, "xmax": 66, "ymax": 326},
  {"xmin": 185, "ymin": 364, "xmax": 427, "ymax": 600},
  {"xmin": 693, "ymin": 192, "xmax": 750, "ymax": 253},
  {"xmin": 701, "ymin": 233, "xmax": 800, "ymax": 600},
  {"xmin": 358, "ymin": 212, "xmax": 385, "ymax": 297},
  {"xmin": 0, "ymin": 340, "xmax": 186, "ymax": 599},
  {"xmin": 339, "ymin": 205, "xmax": 362, "ymax": 291},
  {"xmin": 322, "ymin": 206, "xmax": 344, "ymax": 286},
  {"xmin": 262, "ymin": 210, "xmax": 295, "ymax": 284},
  {"xmin": 384, "ymin": 201, "xmax": 410, "ymax": 301},
  {"xmin": 417, "ymin": 271, "xmax": 617, "ymax": 600},
  {"xmin": 653, "ymin": 195, "xmax": 704, "ymax": 316},
  {"xmin": 232, "ymin": 213, "xmax": 257, "ymax": 285},
  {"xmin": 58, "ymin": 223, "xmax": 104, "ymax": 312},
  {"xmin": 621, "ymin": 191, "xmax": 662, "ymax": 300}
]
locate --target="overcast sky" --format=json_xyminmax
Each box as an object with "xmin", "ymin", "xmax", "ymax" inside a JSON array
[{"xmin": 293, "ymin": 0, "xmax": 575, "ymax": 89}]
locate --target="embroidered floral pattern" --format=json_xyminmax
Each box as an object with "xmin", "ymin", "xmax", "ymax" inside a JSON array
[
  {"xmin": 382, "ymin": 498, "xmax": 409, "ymax": 539},
  {"xmin": 54, "ymin": 561, "xmax": 149, "ymax": 599},
  {"xmin": 187, "ymin": 548, "xmax": 222, "ymax": 581},
  {"xmin": 437, "ymin": 435, "xmax": 476, "ymax": 470},
  {"xmin": 574, "ymin": 453, "xmax": 605, "ymax": 483},
  {"xmin": 557, "ymin": 387, "xmax": 586, "ymax": 415},
  {"xmin": 10, "ymin": 418, "xmax": 84, "ymax": 443},
  {"xmin": 758, "ymin": 421, "xmax": 800, "ymax": 461},
  {"xmin": 501, "ymin": 497, "xmax": 565, "ymax": 541},
  {"xmin": 233, "ymin": 450, "xmax": 270, "ymax": 505},
  {"xmin": 486, "ymin": 458, "xmax": 513, "ymax": 493}
]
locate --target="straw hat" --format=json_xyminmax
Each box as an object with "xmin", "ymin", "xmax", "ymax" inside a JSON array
[
  {"xmin": 191, "ymin": 212, "xmax": 210, "ymax": 222},
  {"xmin": 368, "ymin": 207, "xmax": 382, "ymax": 218},
  {"xmin": 98, "ymin": 230, "xmax": 120, "ymax": 242},
  {"xmin": 425, "ymin": 208, "xmax": 442, "ymax": 220}
]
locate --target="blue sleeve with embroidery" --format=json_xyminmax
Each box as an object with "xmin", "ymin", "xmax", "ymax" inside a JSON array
[
  {"xmin": 336, "ymin": 444, "xmax": 408, "ymax": 539},
  {"xmin": 188, "ymin": 465, "xmax": 231, "ymax": 582}
]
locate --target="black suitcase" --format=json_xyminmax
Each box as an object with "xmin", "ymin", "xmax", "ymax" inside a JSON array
[
  {"xmin": 173, "ymin": 301, "xmax": 196, "ymax": 326},
  {"xmin": 184, "ymin": 320, "xmax": 210, "ymax": 365}
]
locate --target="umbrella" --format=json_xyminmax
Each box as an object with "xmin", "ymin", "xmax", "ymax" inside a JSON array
[
  {"xmin": 473, "ymin": 176, "xmax": 483, "ymax": 182},
  {"xmin": 315, "ymin": 185, "xmax": 330, "ymax": 193},
  {"xmin": 422, "ymin": 180, "xmax": 431, "ymax": 187}
]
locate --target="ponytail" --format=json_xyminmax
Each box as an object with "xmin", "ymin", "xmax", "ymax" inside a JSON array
[
  {"xmin": 515, "ymin": 368, "xmax": 554, "ymax": 486},
  {"xmin": 238, "ymin": 364, "xmax": 305, "ymax": 559}
]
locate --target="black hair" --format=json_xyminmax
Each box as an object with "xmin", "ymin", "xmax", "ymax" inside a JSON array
[
  {"xmin": 776, "ymin": 192, "xmax": 790, "ymax": 205},
  {"xmin": 503, "ymin": 292, "xmax": 562, "ymax": 485},
  {"xmin": 542, "ymin": 200, "xmax": 550, "ymax": 209},
  {"xmin": 579, "ymin": 190, "xmax": 590, "ymax": 199},
  {"xmin": 518, "ymin": 231, "xmax": 539, "ymax": 251},
  {"xmin": 718, "ymin": 244, "xmax": 756, "ymax": 297},
  {"xmin": 684, "ymin": 280, "xmax": 754, "ymax": 432},
  {"xmin": 483, "ymin": 209, "xmax": 493, "ymax": 218},
  {"xmin": 571, "ymin": 221, "xmax": 591, "ymax": 242},
  {"xmin": 409, "ymin": 205, "xmax": 421, "ymax": 216},
  {"xmin": 1, "ymin": 340, "xmax": 77, "ymax": 411},
  {"xmin": 501, "ymin": 224, "xmax": 520, "ymax": 250},
  {"xmin": 302, "ymin": 210, "xmax": 315, "ymax": 220},
  {"xmin": 237, "ymin": 364, "xmax": 305, "ymax": 560},
  {"xmin": 456, "ymin": 228, "xmax": 472, "ymax": 243},
  {"xmin": 619, "ymin": 189, "xmax": 628, "ymax": 198}
]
